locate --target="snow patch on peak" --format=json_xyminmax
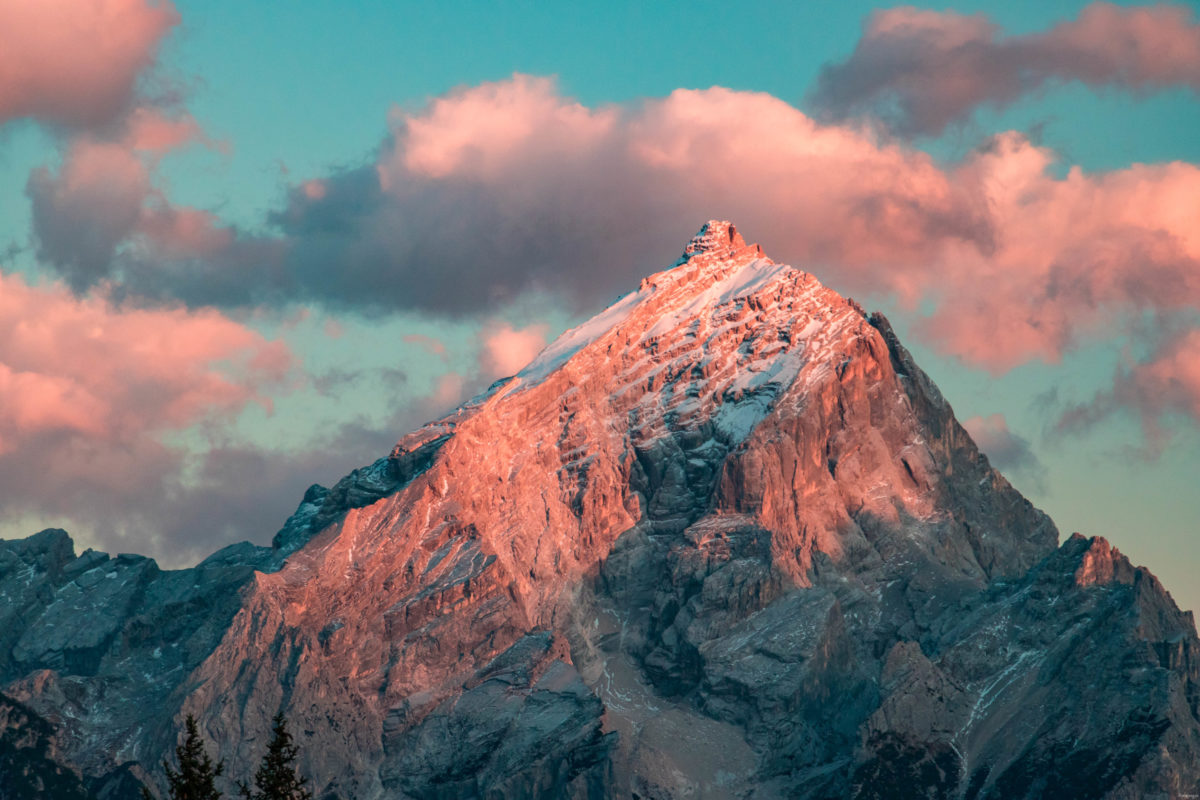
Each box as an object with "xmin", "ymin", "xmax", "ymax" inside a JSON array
[
  {"xmin": 519, "ymin": 288, "xmax": 643, "ymax": 383},
  {"xmin": 519, "ymin": 222, "xmax": 823, "ymax": 387},
  {"xmin": 519, "ymin": 253, "xmax": 797, "ymax": 385},
  {"xmin": 643, "ymin": 257, "xmax": 793, "ymax": 340}
]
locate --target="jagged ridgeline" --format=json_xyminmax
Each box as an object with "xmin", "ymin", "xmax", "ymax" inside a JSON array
[{"xmin": 1, "ymin": 222, "xmax": 1197, "ymax": 799}]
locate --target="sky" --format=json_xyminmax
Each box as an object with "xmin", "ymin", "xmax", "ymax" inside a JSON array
[{"xmin": 0, "ymin": 0, "xmax": 1198, "ymax": 612}]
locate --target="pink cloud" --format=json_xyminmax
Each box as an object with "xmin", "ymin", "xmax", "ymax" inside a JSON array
[
  {"xmin": 28, "ymin": 112, "xmax": 241, "ymax": 291},
  {"xmin": 28, "ymin": 74, "xmax": 1200, "ymax": 399},
  {"xmin": 0, "ymin": 0, "xmax": 179, "ymax": 129},
  {"xmin": 0, "ymin": 270, "xmax": 292, "ymax": 450},
  {"xmin": 1059, "ymin": 328, "xmax": 1200, "ymax": 450},
  {"xmin": 478, "ymin": 322, "xmax": 549, "ymax": 377},
  {"xmin": 430, "ymin": 372, "xmax": 468, "ymax": 410},
  {"xmin": 0, "ymin": 272, "xmax": 485, "ymax": 562},
  {"xmin": 403, "ymin": 334, "xmax": 447, "ymax": 358},
  {"xmin": 272, "ymin": 77, "xmax": 986, "ymax": 316},
  {"xmin": 1128, "ymin": 330, "xmax": 1200, "ymax": 423},
  {"xmin": 914, "ymin": 133, "xmax": 1200, "ymax": 372},
  {"xmin": 124, "ymin": 106, "xmax": 206, "ymax": 153},
  {"xmin": 810, "ymin": 2, "xmax": 1200, "ymax": 135},
  {"xmin": 302, "ymin": 180, "xmax": 327, "ymax": 200},
  {"xmin": 391, "ymin": 74, "xmax": 617, "ymax": 181},
  {"xmin": 286, "ymin": 77, "xmax": 1200, "ymax": 374},
  {"xmin": 323, "ymin": 319, "xmax": 345, "ymax": 339},
  {"xmin": 0, "ymin": 265, "xmax": 304, "ymax": 562}
]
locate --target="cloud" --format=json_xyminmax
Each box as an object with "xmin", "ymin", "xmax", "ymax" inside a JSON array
[
  {"xmin": 911, "ymin": 132, "xmax": 1200, "ymax": 372},
  {"xmin": 403, "ymin": 334, "xmax": 447, "ymax": 358},
  {"xmin": 27, "ymin": 112, "xmax": 280, "ymax": 303},
  {"xmin": 24, "ymin": 76, "xmax": 1200, "ymax": 380},
  {"xmin": 274, "ymin": 78, "xmax": 1200, "ymax": 376},
  {"xmin": 963, "ymin": 413, "xmax": 1046, "ymax": 488},
  {"xmin": 0, "ymin": 421, "xmax": 393, "ymax": 567},
  {"xmin": 0, "ymin": 271, "xmax": 292, "ymax": 447},
  {"xmin": 0, "ymin": 271, "xmax": 486, "ymax": 563},
  {"xmin": 7, "ymin": 0, "xmax": 273, "ymax": 308},
  {"xmin": 259, "ymin": 76, "xmax": 987, "ymax": 317},
  {"xmin": 1058, "ymin": 327, "xmax": 1200, "ymax": 452},
  {"xmin": 0, "ymin": 0, "xmax": 179, "ymax": 130},
  {"xmin": 393, "ymin": 74, "xmax": 618, "ymax": 180},
  {"xmin": 479, "ymin": 322, "xmax": 549, "ymax": 377},
  {"xmin": 0, "ymin": 268, "xmax": 302, "ymax": 559},
  {"xmin": 130, "ymin": 366, "xmax": 481, "ymax": 564},
  {"xmin": 809, "ymin": 2, "xmax": 1200, "ymax": 136}
]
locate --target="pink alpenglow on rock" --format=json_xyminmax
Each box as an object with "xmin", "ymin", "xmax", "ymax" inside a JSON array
[{"xmin": 0, "ymin": 223, "xmax": 1197, "ymax": 800}]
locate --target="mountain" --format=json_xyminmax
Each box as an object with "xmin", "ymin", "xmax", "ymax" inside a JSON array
[{"xmin": 1, "ymin": 221, "xmax": 1197, "ymax": 799}]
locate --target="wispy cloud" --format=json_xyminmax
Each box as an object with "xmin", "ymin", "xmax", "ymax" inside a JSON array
[
  {"xmin": 963, "ymin": 413, "xmax": 1047, "ymax": 489},
  {"xmin": 1058, "ymin": 327, "xmax": 1200, "ymax": 453}
]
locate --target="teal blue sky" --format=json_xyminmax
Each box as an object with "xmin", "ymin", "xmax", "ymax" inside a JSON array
[{"xmin": 1, "ymin": 1, "xmax": 1198, "ymax": 613}]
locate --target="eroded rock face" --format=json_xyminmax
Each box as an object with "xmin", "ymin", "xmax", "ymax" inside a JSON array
[{"xmin": 1, "ymin": 221, "xmax": 1197, "ymax": 799}]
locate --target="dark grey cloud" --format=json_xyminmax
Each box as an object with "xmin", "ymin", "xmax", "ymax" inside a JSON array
[
  {"xmin": 27, "ymin": 161, "xmax": 146, "ymax": 291},
  {"xmin": 25, "ymin": 140, "xmax": 285, "ymax": 307},
  {"xmin": 264, "ymin": 163, "xmax": 682, "ymax": 317},
  {"xmin": 809, "ymin": 3, "xmax": 1200, "ymax": 136}
]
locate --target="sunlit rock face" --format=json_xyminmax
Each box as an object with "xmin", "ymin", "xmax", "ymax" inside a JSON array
[{"xmin": 1, "ymin": 222, "xmax": 1198, "ymax": 799}]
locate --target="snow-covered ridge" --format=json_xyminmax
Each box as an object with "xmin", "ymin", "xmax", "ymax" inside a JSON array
[
  {"xmin": 518, "ymin": 287, "xmax": 645, "ymax": 384},
  {"xmin": 520, "ymin": 220, "xmax": 806, "ymax": 385}
]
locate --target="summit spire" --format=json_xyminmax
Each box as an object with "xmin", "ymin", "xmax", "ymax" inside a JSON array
[{"xmin": 681, "ymin": 220, "xmax": 761, "ymax": 261}]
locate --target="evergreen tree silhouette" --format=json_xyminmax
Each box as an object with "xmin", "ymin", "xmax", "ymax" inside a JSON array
[
  {"xmin": 238, "ymin": 714, "xmax": 312, "ymax": 800},
  {"xmin": 142, "ymin": 714, "xmax": 225, "ymax": 800}
]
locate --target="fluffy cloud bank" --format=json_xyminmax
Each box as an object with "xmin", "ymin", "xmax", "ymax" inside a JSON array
[
  {"xmin": 810, "ymin": 2, "xmax": 1200, "ymax": 135},
  {"xmin": 0, "ymin": 272, "xmax": 291, "ymax": 446},
  {"xmin": 0, "ymin": 270, "xmax": 298, "ymax": 558},
  {"xmin": 281, "ymin": 78, "xmax": 1200, "ymax": 376},
  {"xmin": 0, "ymin": 0, "xmax": 179, "ymax": 129},
  {"xmin": 30, "ymin": 74, "xmax": 1200, "ymax": 379}
]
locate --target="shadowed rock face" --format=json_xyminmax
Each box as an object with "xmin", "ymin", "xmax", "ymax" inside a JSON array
[{"xmin": 1, "ymin": 221, "xmax": 1198, "ymax": 799}]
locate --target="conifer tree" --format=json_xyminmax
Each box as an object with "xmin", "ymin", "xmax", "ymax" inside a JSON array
[
  {"xmin": 238, "ymin": 714, "xmax": 312, "ymax": 800},
  {"xmin": 142, "ymin": 714, "xmax": 225, "ymax": 800}
]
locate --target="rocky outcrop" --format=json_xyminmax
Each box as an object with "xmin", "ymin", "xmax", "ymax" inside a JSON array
[
  {"xmin": 0, "ymin": 692, "xmax": 90, "ymax": 800},
  {"xmin": 0, "ymin": 222, "xmax": 1197, "ymax": 799}
]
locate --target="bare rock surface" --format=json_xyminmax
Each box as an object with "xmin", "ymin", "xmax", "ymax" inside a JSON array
[{"xmin": 1, "ymin": 222, "xmax": 1197, "ymax": 799}]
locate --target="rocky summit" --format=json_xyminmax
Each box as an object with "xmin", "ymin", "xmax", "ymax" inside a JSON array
[{"xmin": 1, "ymin": 221, "xmax": 1198, "ymax": 799}]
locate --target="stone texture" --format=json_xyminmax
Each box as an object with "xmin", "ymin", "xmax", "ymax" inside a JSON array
[{"xmin": 0, "ymin": 221, "xmax": 1197, "ymax": 799}]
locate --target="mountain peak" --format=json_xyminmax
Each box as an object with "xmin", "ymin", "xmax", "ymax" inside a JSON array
[
  {"xmin": 521, "ymin": 221, "xmax": 809, "ymax": 386},
  {"xmin": 6, "ymin": 220, "xmax": 1198, "ymax": 800},
  {"xmin": 681, "ymin": 219, "xmax": 761, "ymax": 262},
  {"xmin": 685, "ymin": 219, "xmax": 744, "ymax": 254}
]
